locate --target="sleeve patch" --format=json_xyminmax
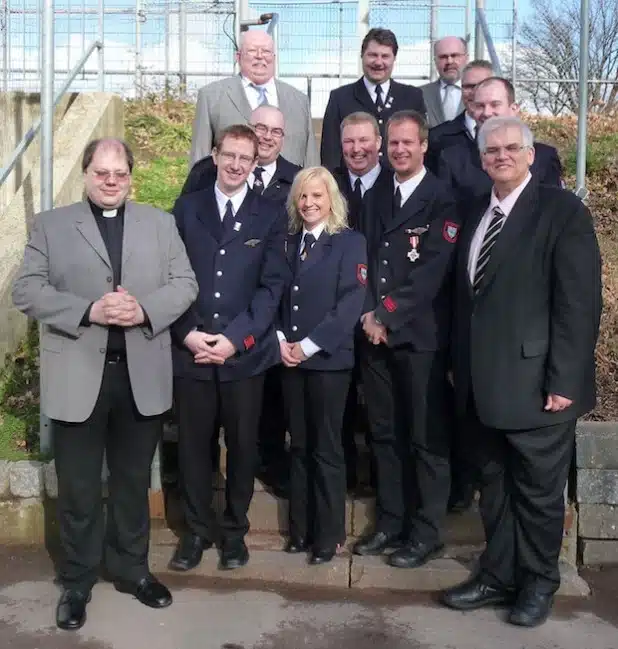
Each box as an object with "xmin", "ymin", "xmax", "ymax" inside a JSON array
[
  {"xmin": 357, "ymin": 263, "xmax": 368, "ymax": 285},
  {"xmin": 244, "ymin": 335, "xmax": 255, "ymax": 350},
  {"xmin": 442, "ymin": 221, "xmax": 460, "ymax": 243},
  {"xmin": 383, "ymin": 296, "xmax": 397, "ymax": 313}
]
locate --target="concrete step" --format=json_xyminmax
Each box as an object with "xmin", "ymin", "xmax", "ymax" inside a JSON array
[{"xmin": 149, "ymin": 528, "xmax": 589, "ymax": 597}]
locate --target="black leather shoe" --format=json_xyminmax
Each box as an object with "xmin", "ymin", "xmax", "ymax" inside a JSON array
[
  {"xmin": 309, "ymin": 548, "xmax": 336, "ymax": 565},
  {"xmin": 440, "ymin": 577, "xmax": 515, "ymax": 611},
  {"xmin": 56, "ymin": 589, "xmax": 91, "ymax": 631},
  {"xmin": 114, "ymin": 574, "xmax": 172, "ymax": 608},
  {"xmin": 387, "ymin": 540, "xmax": 444, "ymax": 568},
  {"xmin": 509, "ymin": 590, "xmax": 554, "ymax": 627},
  {"xmin": 284, "ymin": 537, "xmax": 308, "ymax": 554},
  {"xmin": 220, "ymin": 540, "xmax": 250, "ymax": 570},
  {"xmin": 352, "ymin": 531, "xmax": 402, "ymax": 556},
  {"xmin": 168, "ymin": 533, "xmax": 213, "ymax": 571}
]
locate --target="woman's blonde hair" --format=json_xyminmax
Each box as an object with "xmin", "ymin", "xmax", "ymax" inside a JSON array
[{"xmin": 286, "ymin": 166, "xmax": 349, "ymax": 235}]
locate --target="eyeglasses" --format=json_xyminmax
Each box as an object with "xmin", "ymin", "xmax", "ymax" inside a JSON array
[
  {"xmin": 244, "ymin": 47, "xmax": 274, "ymax": 59},
  {"xmin": 251, "ymin": 122, "xmax": 284, "ymax": 138},
  {"xmin": 482, "ymin": 144, "xmax": 529, "ymax": 157},
  {"xmin": 92, "ymin": 170, "xmax": 131, "ymax": 182},
  {"xmin": 218, "ymin": 151, "xmax": 256, "ymax": 166}
]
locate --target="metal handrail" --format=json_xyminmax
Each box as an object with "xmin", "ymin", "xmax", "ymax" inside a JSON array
[
  {"xmin": 0, "ymin": 39, "xmax": 103, "ymax": 188},
  {"xmin": 476, "ymin": 8, "xmax": 502, "ymax": 76}
]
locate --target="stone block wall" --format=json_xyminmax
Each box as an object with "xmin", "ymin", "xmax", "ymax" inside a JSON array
[{"xmin": 576, "ymin": 421, "xmax": 618, "ymax": 565}]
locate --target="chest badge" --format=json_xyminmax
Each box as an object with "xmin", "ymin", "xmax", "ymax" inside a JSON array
[
  {"xmin": 407, "ymin": 235, "xmax": 420, "ymax": 262},
  {"xmin": 233, "ymin": 221, "xmax": 242, "ymax": 232}
]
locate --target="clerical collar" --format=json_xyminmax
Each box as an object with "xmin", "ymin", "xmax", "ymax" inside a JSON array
[{"xmin": 88, "ymin": 198, "xmax": 125, "ymax": 219}]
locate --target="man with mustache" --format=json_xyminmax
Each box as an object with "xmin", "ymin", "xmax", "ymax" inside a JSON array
[
  {"xmin": 421, "ymin": 36, "xmax": 468, "ymax": 128},
  {"xmin": 191, "ymin": 30, "xmax": 318, "ymax": 168},
  {"xmin": 437, "ymin": 77, "xmax": 563, "ymax": 204},
  {"xmin": 321, "ymin": 28, "xmax": 425, "ymax": 172}
]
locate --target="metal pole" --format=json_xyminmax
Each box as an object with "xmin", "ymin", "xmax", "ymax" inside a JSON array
[
  {"xmin": 1, "ymin": 0, "xmax": 8, "ymax": 90},
  {"xmin": 465, "ymin": 0, "xmax": 472, "ymax": 44},
  {"xmin": 338, "ymin": 1, "xmax": 343, "ymax": 85},
  {"xmin": 135, "ymin": 0, "xmax": 142, "ymax": 97},
  {"xmin": 475, "ymin": 0, "xmax": 485, "ymax": 59},
  {"xmin": 429, "ymin": 0, "xmax": 438, "ymax": 82},
  {"xmin": 164, "ymin": 0, "xmax": 169, "ymax": 95},
  {"xmin": 575, "ymin": 0, "xmax": 590, "ymax": 198},
  {"xmin": 511, "ymin": 0, "xmax": 517, "ymax": 89},
  {"xmin": 357, "ymin": 0, "xmax": 369, "ymax": 77},
  {"xmin": 179, "ymin": 0, "xmax": 186, "ymax": 97},
  {"xmin": 40, "ymin": 0, "xmax": 54, "ymax": 455},
  {"xmin": 97, "ymin": 0, "xmax": 104, "ymax": 91}
]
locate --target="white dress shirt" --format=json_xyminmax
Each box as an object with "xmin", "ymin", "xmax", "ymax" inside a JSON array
[
  {"xmin": 394, "ymin": 166, "xmax": 427, "ymax": 207},
  {"xmin": 467, "ymin": 172, "xmax": 532, "ymax": 282},
  {"xmin": 214, "ymin": 183, "xmax": 248, "ymax": 220},
  {"xmin": 248, "ymin": 159, "xmax": 277, "ymax": 190},
  {"xmin": 241, "ymin": 76, "xmax": 279, "ymax": 110},
  {"xmin": 348, "ymin": 163, "xmax": 381, "ymax": 197},
  {"xmin": 277, "ymin": 222, "xmax": 326, "ymax": 359},
  {"xmin": 464, "ymin": 112, "xmax": 476, "ymax": 140},
  {"xmin": 363, "ymin": 77, "xmax": 391, "ymax": 105}
]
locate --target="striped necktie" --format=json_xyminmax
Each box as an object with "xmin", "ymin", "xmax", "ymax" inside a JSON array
[{"xmin": 473, "ymin": 206, "xmax": 506, "ymax": 293}]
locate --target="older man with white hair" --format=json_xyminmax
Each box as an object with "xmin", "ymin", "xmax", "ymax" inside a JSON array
[
  {"xmin": 190, "ymin": 29, "xmax": 318, "ymax": 168},
  {"xmin": 441, "ymin": 116, "xmax": 601, "ymax": 627}
]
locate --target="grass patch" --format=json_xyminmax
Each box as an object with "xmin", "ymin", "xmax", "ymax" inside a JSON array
[
  {"xmin": 132, "ymin": 155, "xmax": 188, "ymax": 213},
  {"xmin": 0, "ymin": 322, "xmax": 45, "ymax": 460}
]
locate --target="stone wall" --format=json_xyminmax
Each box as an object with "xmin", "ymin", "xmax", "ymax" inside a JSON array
[{"xmin": 577, "ymin": 421, "xmax": 618, "ymax": 564}]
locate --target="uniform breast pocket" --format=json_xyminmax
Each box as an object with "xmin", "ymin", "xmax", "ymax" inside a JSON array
[{"xmin": 521, "ymin": 339, "xmax": 548, "ymax": 358}]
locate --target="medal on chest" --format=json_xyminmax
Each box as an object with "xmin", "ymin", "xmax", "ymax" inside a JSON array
[{"xmin": 407, "ymin": 235, "xmax": 420, "ymax": 262}]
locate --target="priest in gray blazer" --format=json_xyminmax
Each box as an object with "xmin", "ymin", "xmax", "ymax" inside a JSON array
[
  {"xmin": 421, "ymin": 36, "xmax": 468, "ymax": 127},
  {"xmin": 190, "ymin": 29, "xmax": 318, "ymax": 168},
  {"xmin": 12, "ymin": 138, "xmax": 197, "ymax": 631}
]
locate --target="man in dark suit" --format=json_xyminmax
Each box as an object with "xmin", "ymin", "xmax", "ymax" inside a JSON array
[
  {"xmin": 351, "ymin": 110, "xmax": 461, "ymax": 570},
  {"xmin": 440, "ymin": 116, "xmax": 601, "ymax": 627},
  {"xmin": 181, "ymin": 105, "xmax": 301, "ymax": 204},
  {"xmin": 426, "ymin": 59, "xmax": 494, "ymax": 174},
  {"xmin": 437, "ymin": 77, "xmax": 563, "ymax": 204},
  {"xmin": 169, "ymin": 124, "xmax": 289, "ymax": 572},
  {"xmin": 330, "ymin": 111, "xmax": 390, "ymax": 490},
  {"xmin": 321, "ymin": 28, "xmax": 425, "ymax": 171}
]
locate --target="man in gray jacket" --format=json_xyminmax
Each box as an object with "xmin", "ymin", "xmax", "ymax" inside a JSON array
[
  {"xmin": 12, "ymin": 138, "xmax": 198, "ymax": 631},
  {"xmin": 190, "ymin": 29, "xmax": 318, "ymax": 168}
]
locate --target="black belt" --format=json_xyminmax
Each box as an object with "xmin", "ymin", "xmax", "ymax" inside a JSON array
[{"xmin": 105, "ymin": 351, "xmax": 127, "ymax": 364}]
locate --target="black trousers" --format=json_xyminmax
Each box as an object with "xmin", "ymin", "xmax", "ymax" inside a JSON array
[
  {"xmin": 282, "ymin": 367, "xmax": 350, "ymax": 549},
  {"xmin": 175, "ymin": 373, "xmax": 264, "ymax": 543},
  {"xmin": 360, "ymin": 342, "xmax": 451, "ymax": 544},
  {"xmin": 257, "ymin": 365, "xmax": 288, "ymax": 472},
  {"xmin": 52, "ymin": 360, "xmax": 161, "ymax": 592},
  {"xmin": 465, "ymin": 400, "xmax": 575, "ymax": 594}
]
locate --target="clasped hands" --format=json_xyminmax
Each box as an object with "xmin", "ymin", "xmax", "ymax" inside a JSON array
[
  {"xmin": 90, "ymin": 286, "xmax": 145, "ymax": 327},
  {"xmin": 184, "ymin": 330, "xmax": 236, "ymax": 365},
  {"xmin": 361, "ymin": 311, "xmax": 387, "ymax": 345},
  {"xmin": 279, "ymin": 341, "xmax": 308, "ymax": 368}
]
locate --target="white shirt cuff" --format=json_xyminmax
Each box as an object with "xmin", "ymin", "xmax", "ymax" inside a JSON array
[
  {"xmin": 276, "ymin": 330, "xmax": 287, "ymax": 343},
  {"xmin": 300, "ymin": 337, "xmax": 321, "ymax": 358}
]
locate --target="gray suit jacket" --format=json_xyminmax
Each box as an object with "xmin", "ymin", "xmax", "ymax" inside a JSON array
[
  {"xmin": 421, "ymin": 79, "xmax": 464, "ymax": 128},
  {"xmin": 190, "ymin": 76, "xmax": 319, "ymax": 168},
  {"xmin": 12, "ymin": 201, "xmax": 198, "ymax": 423}
]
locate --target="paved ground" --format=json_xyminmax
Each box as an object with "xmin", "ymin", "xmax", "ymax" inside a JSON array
[{"xmin": 1, "ymin": 547, "xmax": 617, "ymax": 649}]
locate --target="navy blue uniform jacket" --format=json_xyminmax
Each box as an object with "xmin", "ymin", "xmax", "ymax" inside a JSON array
[
  {"xmin": 320, "ymin": 78, "xmax": 426, "ymax": 171},
  {"xmin": 437, "ymin": 140, "xmax": 563, "ymax": 204},
  {"xmin": 279, "ymin": 229, "xmax": 367, "ymax": 371},
  {"xmin": 179, "ymin": 155, "xmax": 301, "ymax": 204},
  {"xmin": 425, "ymin": 112, "xmax": 476, "ymax": 174},
  {"xmin": 172, "ymin": 188, "xmax": 290, "ymax": 381},
  {"xmin": 363, "ymin": 170, "xmax": 461, "ymax": 351}
]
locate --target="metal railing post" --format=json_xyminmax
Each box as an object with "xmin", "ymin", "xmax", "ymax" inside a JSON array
[
  {"xmin": 575, "ymin": 0, "xmax": 590, "ymax": 198},
  {"xmin": 40, "ymin": 0, "xmax": 55, "ymax": 455},
  {"xmin": 475, "ymin": 0, "xmax": 485, "ymax": 59},
  {"xmin": 429, "ymin": 0, "xmax": 438, "ymax": 82},
  {"xmin": 97, "ymin": 0, "xmax": 104, "ymax": 91},
  {"xmin": 179, "ymin": 1, "xmax": 187, "ymax": 97}
]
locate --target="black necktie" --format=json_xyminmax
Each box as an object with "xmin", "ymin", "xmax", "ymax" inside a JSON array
[
  {"xmin": 473, "ymin": 206, "xmax": 506, "ymax": 293},
  {"xmin": 299, "ymin": 232, "xmax": 316, "ymax": 262},
  {"xmin": 393, "ymin": 186, "xmax": 402, "ymax": 215},
  {"xmin": 223, "ymin": 199, "xmax": 234, "ymax": 228},
  {"xmin": 253, "ymin": 167, "xmax": 265, "ymax": 194},
  {"xmin": 375, "ymin": 84, "xmax": 384, "ymax": 112}
]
